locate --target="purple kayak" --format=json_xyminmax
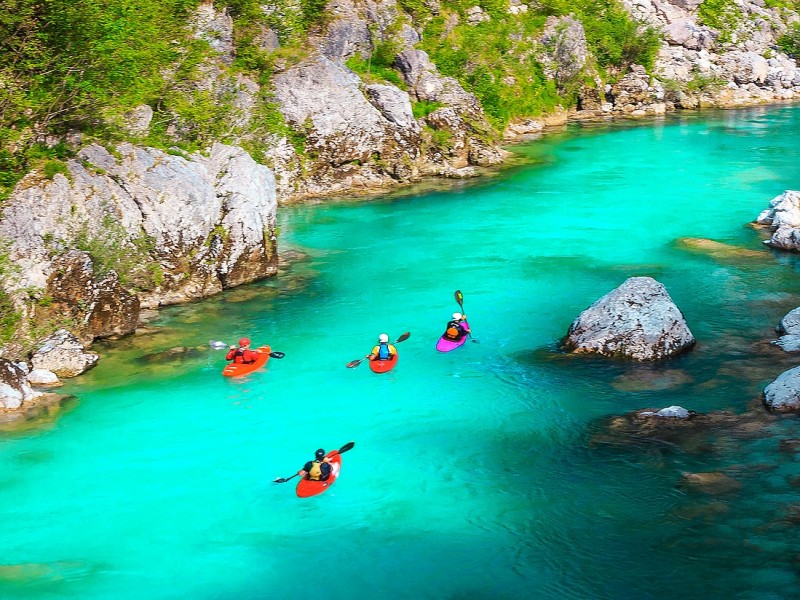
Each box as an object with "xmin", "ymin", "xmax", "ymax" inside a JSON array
[{"xmin": 435, "ymin": 321, "xmax": 470, "ymax": 353}]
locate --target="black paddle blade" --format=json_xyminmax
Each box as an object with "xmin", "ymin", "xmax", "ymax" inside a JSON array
[
  {"xmin": 269, "ymin": 351, "xmax": 285, "ymax": 358},
  {"xmin": 338, "ymin": 441, "xmax": 355, "ymax": 453},
  {"xmin": 395, "ymin": 331, "xmax": 411, "ymax": 343},
  {"xmin": 454, "ymin": 290, "xmax": 464, "ymax": 308},
  {"xmin": 346, "ymin": 359, "xmax": 363, "ymax": 368},
  {"xmin": 273, "ymin": 477, "xmax": 290, "ymax": 483}
]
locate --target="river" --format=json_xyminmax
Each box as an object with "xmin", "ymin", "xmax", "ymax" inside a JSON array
[{"xmin": 2, "ymin": 105, "xmax": 800, "ymax": 599}]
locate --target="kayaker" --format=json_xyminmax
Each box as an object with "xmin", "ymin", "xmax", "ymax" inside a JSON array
[
  {"xmin": 226, "ymin": 338, "xmax": 259, "ymax": 364},
  {"xmin": 298, "ymin": 448, "xmax": 333, "ymax": 481},
  {"xmin": 367, "ymin": 333, "xmax": 397, "ymax": 361},
  {"xmin": 444, "ymin": 312, "xmax": 470, "ymax": 341}
]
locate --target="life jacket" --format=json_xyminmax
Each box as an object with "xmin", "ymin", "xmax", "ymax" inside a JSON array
[
  {"xmin": 444, "ymin": 321, "xmax": 463, "ymax": 340},
  {"xmin": 377, "ymin": 342, "xmax": 391, "ymax": 360},
  {"xmin": 308, "ymin": 460, "xmax": 323, "ymax": 481},
  {"xmin": 235, "ymin": 347, "xmax": 255, "ymax": 364}
]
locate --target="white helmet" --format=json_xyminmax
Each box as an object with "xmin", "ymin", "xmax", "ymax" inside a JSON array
[
  {"xmin": 378, "ymin": 333, "xmax": 389, "ymax": 343},
  {"xmin": 452, "ymin": 312, "xmax": 463, "ymax": 321}
]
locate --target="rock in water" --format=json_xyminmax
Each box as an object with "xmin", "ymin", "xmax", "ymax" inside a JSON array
[{"xmin": 563, "ymin": 276, "xmax": 696, "ymax": 361}]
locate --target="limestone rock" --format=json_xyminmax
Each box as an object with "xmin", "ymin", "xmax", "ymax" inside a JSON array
[
  {"xmin": 564, "ymin": 276, "xmax": 696, "ymax": 360},
  {"xmin": 756, "ymin": 190, "xmax": 800, "ymax": 251},
  {"xmin": 763, "ymin": 366, "xmax": 800, "ymax": 412},
  {"xmin": 0, "ymin": 359, "xmax": 43, "ymax": 409},
  {"xmin": 26, "ymin": 369, "xmax": 61, "ymax": 387},
  {"xmin": 0, "ymin": 142, "xmax": 278, "ymax": 315},
  {"xmin": 538, "ymin": 16, "xmax": 592, "ymax": 88},
  {"xmin": 30, "ymin": 330, "xmax": 99, "ymax": 378}
]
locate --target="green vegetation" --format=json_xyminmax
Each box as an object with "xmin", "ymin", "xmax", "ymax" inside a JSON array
[
  {"xmin": 43, "ymin": 160, "xmax": 69, "ymax": 180},
  {"xmin": 778, "ymin": 23, "xmax": 800, "ymax": 57},
  {"xmin": 70, "ymin": 217, "xmax": 161, "ymax": 288},
  {"xmin": 697, "ymin": 0, "xmax": 744, "ymax": 44},
  {"xmin": 413, "ymin": 0, "xmax": 659, "ymax": 129},
  {"xmin": 0, "ymin": 241, "xmax": 21, "ymax": 344},
  {"xmin": 0, "ymin": 0, "xmax": 201, "ymax": 195},
  {"xmin": 412, "ymin": 100, "xmax": 444, "ymax": 119}
]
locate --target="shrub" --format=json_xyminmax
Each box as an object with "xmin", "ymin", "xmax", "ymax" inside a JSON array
[
  {"xmin": 778, "ymin": 23, "xmax": 800, "ymax": 57},
  {"xmin": 43, "ymin": 160, "xmax": 69, "ymax": 180}
]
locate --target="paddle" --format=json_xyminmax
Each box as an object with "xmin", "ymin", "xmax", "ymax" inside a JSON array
[
  {"xmin": 454, "ymin": 290, "xmax": 479, "ymax": 343},
  {"xmin": 209, "ymin": 341, "xmax": 285, "ymax": 358},
  {"xmin": 273, "ymin": 441, "xmax": 356, "ymax": 483},
  {"xmin": 346, "ymin": 332, "xmax": 411, "ymax": 368}
]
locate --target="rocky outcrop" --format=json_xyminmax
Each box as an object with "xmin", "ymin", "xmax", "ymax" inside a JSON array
[
  {"xmin": 0, "ymin": 142, "xmax": 277, "ymax": 311},
  {"xmin": 755, "ymin": 190, "xmax": 800, "ymax": 251},
  {"xmin": 30, "ymin": 330, "xmax": 99, "ymax": 377},
  {"xmin": 564, "ymin": 276, "xmax": 696, "ymax": 360},
  {"xmin": 395, "ymin": 49, "xmax": 506, "ymax": 172},
  {"xmin": 623, "ymin": 0, "xmax": 800, "ymax": 110},
  {"xmin": 269, "ymin": 54, "xmax": 423, "ymax": 198},
  {"xmin": 763, "ymin": 366, "xmax": 800, "ymax": 412},
  {"xmin": 0, "ymin": 141, "xmax": 278, "ymax": 357},
  {"xmin": 0, "ymin": 359, "xmax": 42, "ymax": 409},
  {"xmin": 30, "ymin": 250, "xmax": 140, "ymax": 341}
]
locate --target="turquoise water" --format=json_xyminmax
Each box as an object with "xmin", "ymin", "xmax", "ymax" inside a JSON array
[{"xmin": 3, "ymin": 105, "xmax": 800, "ymax": 599}]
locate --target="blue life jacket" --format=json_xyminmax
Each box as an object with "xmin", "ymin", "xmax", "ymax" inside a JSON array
[{"xmin": 377, "ymin": 342, "xmax": 391, "ymax": 360}]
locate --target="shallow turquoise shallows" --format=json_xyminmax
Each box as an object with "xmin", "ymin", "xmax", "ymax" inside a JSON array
[{"xmin": 3, "ymin": 105, "xmax": 800, "ymax": 600}]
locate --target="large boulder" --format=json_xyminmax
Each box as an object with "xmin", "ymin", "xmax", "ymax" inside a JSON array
[
  {"xmin": 764, "ymin": 366, "xmax": 800, "ymax": 413},
  {"xmin": 30, "ymin": 330, "xmax": 99, "ymax": 377},
  {"xmin": 564, "ymin": 276, "xmax": 696, "ymax": 360},
  {"xmin": 0, "ymin": 359, "xmax": 42, "ymax": 409}
]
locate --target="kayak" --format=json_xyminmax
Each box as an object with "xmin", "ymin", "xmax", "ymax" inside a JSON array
[
  {"xmin": 435, "ymin": 321, "xmax": 470, "ymax": 353},
  {"xmin": 222, "ymin": 345, "xmax": 271, "ymax": 377},
  {"xmin": 296, "ymin": 450, "xmax": 342, "ymax": 498},
  {"xmin": 369, "ymin": 353, "xmax": 398, "ymax": 373}
]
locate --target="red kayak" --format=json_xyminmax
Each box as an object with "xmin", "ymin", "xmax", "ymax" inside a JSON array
[
  {"xmin": 436, "ymin": 320, "xmax": 470, "ymax": 352},
  {"xmin": 222, "ymin": 345, "xmax": 271, "ymax": 377},
  {"xmin": 296, "ymin": 451, "xmax": 342, "ymax": 498},
  {"xmin": 369, "ymin": 353, "xmax": 398, "ymax": 373}
]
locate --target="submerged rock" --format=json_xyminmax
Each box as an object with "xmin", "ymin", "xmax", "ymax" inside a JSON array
[
  {"xmin": 679, "ymin": 471, "xmax": 742, "ymax": 495},
  {"xmin": 563, "ymin": 276, "xmax": 696, "ymax": 361}
]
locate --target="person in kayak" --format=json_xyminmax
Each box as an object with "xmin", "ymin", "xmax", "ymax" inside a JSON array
[
  {"xmin": 226, "ymin": 338, "xmax": 259, "ymax": 364},
  {"xmin": 444, "ymin": 312, "xmax": 470, "ymax": 341},
  {"xmin": 367, "ymin": 333, "xmax": 397, "ymax": 361},
  {"xmin": 298, "ymin": 448, "xmax": 333, "ymax": 481}
]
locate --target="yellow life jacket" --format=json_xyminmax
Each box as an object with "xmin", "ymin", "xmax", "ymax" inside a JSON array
[{"xmin": 308, "ymin": 460, "xmax": 323, "ymax": 481}]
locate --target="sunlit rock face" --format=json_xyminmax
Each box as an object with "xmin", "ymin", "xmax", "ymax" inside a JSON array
[{"xmin": 564, "ymin": 276, "xmax": 696, "ymax": 361}]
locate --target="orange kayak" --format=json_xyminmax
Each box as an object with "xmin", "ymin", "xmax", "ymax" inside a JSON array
[{"xmin": 222, "ymin": 345, "xmax": 271, "ymax": 377}]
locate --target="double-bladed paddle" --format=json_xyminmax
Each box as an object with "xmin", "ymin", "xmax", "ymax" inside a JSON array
[
  {"xmin": 209, "ymin": 341, "xmax": 285, "ymax": 358},
  {"xmin": 273, "ymin": 441, "xmax": 356, "ymax": 483},
  {"xmin": 454, "ymin": 290, "xmax": 479, "ymax": 343},
  {"xmin": 345, "ymin": 332, "xmax": 410, "ymax": 368}
]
